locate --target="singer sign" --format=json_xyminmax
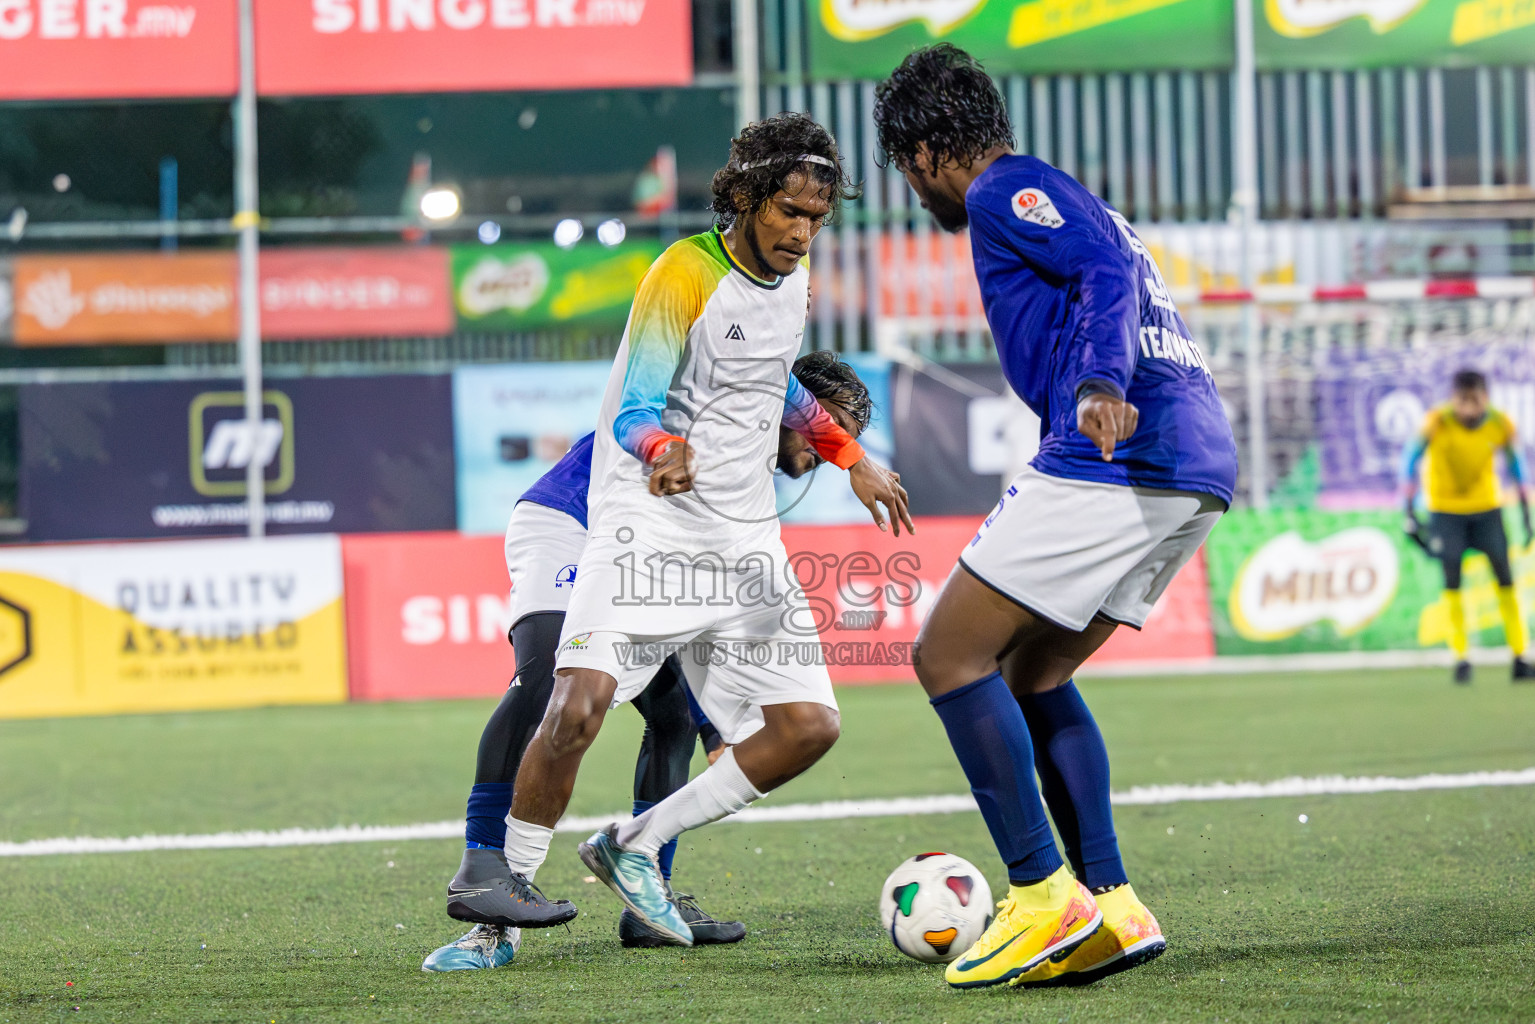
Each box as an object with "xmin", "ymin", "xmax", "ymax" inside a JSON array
[
  {"xmin": 0, "ymin": 0, "xmax": 687, "ymax": 99},
  {"xmin": 254, "ymin": 0, "xmax": 691, "ymax": 94},
  {"xmin": 0, "ymin": 0, "xmax": 237, "ymax": 99}
]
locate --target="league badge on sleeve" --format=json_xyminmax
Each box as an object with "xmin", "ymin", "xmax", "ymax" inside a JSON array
[{"xmin": 1011, "ymin": 188, "xmax": 1064, "ymax": 229}]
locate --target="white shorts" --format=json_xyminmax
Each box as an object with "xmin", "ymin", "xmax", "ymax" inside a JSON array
[
  {"xmin": 504, "ymin": 501, "xmax": 587, "ymax": 629},
  {"xmin": 960, "ymin": 466, "xmax": 1224, "ymax": 632},
  {"xmin": 555, "ymin": 528, "xmax": 837, "ymax": 744}
]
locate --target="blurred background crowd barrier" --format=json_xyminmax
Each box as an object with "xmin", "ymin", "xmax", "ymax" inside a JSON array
[{"xmin": 1, "ymin": 0, "xmax": 1532, "ymax": 718}]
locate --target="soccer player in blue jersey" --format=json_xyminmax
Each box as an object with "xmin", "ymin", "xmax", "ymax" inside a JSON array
[
  {"xmin": 873, "ymin": 45, "xmax": 1239, "ymax": 990},
  {"xmin": 421, "ymin": 351, "xmax": 873, "ymax": 971}
]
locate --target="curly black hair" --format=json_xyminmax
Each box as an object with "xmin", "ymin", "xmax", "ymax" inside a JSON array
[
  {"xmin": 1452, "ymin": 368, "xmax": 1488, "ymax": 392},
  {"xmin": 710, "ymin": 112, "xmax": 861, "ymax": 227},
  {"xmin": 792, "ymin": 350, "xmax": 873, "ymax": 434},
  {"xmin": 873, "ymin": 43, "xmax": 1014, "ymax": 171}
]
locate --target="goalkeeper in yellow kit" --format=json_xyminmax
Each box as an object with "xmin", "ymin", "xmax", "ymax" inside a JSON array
[{"xmin": 1402, "ymin": 369, "xmax": 1533, "ymax": 684}]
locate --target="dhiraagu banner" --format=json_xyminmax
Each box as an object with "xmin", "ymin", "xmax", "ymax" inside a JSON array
[
  {"xmin": 809, "ymin": 0, "xmax": 1233, "ymax": 79},
  {"xmin": 1206, "ymin": 507, "xmax": 1535, "ymax": 656},
  {"xmin": 451, "ymin": 241, "xmax": 662, "ymax": 333},
  {"xmin": 0, "ymin": 536, "xmax": 348, "ymax": 720}
]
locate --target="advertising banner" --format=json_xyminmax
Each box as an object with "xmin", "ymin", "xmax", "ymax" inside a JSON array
[
  {"xmin": 342, "ymin": 532, "xmax": 514, "ymax": 701},
  {"xmin": 808, "ymin": 0, "xmax": 1232, "ymax": 79},
  {"xmin": 0, "ymin": 0, "xmax": 237, "ymax": 100},
  {"xmin": 259, "ymin": 247, "xmax": 454, "ymax": 339},
  {"xmin": 12, "ymin": 252, "xmax": 237, "ymax": 346},
  {"xmin": 781, "ymin": 518, "xmax": 1213, "ymax": 682},
  {"xmin": 453, "ymin": 361, "xmax": 612, "ymax": 535},
  {"xmin": 21, "ymin": 375, "xmax": 455, "ymax": 541},
  {"xmin": 1205, "ymin": 507, "xmax": 1535, "ymax": 655},
  {"xmin": 889, "ymin": 361, "xmax": 1042, "ymax": 518},
  {"xmin": 451, "ymin": 240, "xmax": 660, "ymax": 334},
  {"xmin": 1316, "ymin": 336, "xmax": 1535, "ymax": 499},
  {"xmin": 0, "ymin": 535, "xmax": 347, "ymax": 720},
  {"xmin": 12, "ymin": 248, "xmax": 452, "ymax": 345},
  {"xmin": 1256, "ymin": 0, "xmax": 1535, "ymax": 70},
  {"xmin": 254, "ymin": 0, "xmax": 690, "ymax": 95}
]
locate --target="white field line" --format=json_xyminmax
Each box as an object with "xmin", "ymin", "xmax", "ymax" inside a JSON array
[{"xmin": 3, "ymin": 767, "xmax": 1532, "ymax": 859}]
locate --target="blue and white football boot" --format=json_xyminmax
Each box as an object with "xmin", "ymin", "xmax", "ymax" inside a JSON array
[
  {"xmin": 421, "ymin": 924, "xmax": 520, "ymax": 972},
  {"xmin": 578, "ymin": 825, "xmax": 693, "ymax": 947}
]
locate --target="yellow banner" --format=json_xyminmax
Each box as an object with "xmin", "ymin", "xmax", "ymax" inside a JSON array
[{"xmin": 0, "ymin": 536, "xmax": 347, "ymax": 720}]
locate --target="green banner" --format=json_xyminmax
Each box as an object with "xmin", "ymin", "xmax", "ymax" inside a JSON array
[
  {"xmin": 809, "ymin": 0, "xmax": 1535, "ymax": 78},
  {"xmin": 1206, "ymin": 507, "xmax": 1535, "ymax": 656},
  {"xmin": 808, "ymin": 0, "xmax": 1232, "ymax": 79},
  {"xmin": 451, "ymin": 240, "xmax": 662, "ymax": 333},
  {"xmin": 1258, "ymin": 0, "xmax": 1535, "ymax": 69}
]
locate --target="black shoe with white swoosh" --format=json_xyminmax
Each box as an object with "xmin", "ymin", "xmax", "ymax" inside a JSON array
[{"xmin": 445, "ymin": 846, "xmax": 578, "ymax": 928}]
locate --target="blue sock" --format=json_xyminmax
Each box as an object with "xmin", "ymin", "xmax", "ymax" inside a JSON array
[
  {"xmin": 633, "ymin": 800, "xmax": 678, "ymax": 880},
  {"xmin": 465, "ymin": 782, "xmax": 513, "ymax": 849},
  {"xmin": 1018, "ymin": 681, "xmax": 1128, "ymax": 890},
  {"xmin": 931, "ymin": 671, "xmax": 1063, "ymax": 886}
]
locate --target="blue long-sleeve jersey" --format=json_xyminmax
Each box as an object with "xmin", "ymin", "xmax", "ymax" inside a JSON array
[{"xmin": 967, "ymin": 155, "xmax": 1238, "ymax": 504}]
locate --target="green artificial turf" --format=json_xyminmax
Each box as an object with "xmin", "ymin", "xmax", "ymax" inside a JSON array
[{"xmin": 2, "ymin": 668, "xmax": 1533, "ymax": 1022}]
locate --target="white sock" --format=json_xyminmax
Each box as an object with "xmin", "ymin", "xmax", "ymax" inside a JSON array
[
  {"xmin": 615, "ymin": 748, "xmax": 765, "ymax": 858},
  {"xmin": 503, "ymin": 816, "xmax": 554, "ymax": 882}
]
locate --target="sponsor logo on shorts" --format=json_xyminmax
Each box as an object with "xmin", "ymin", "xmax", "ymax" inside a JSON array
[
  {"xmin": 1011, "ymin": 188, "xmax": 1064, "ymax": 229},
  {"xmin": 561, "ymin": 632, "xmax": 593, "ymax": 652},
  {"xmin": 554, "ymin": 564, "xmax": 578, "ymax": 588}
]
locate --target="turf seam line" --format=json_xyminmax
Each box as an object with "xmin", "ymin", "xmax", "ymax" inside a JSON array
[{"xmin": 4, "ymin": 767, "xmax": 1532, "ymax": 858}]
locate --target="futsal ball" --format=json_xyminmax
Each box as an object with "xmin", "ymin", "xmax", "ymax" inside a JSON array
[{"xmin": 879, "ymin": 852, "xmax": 994, "ymax": 963}]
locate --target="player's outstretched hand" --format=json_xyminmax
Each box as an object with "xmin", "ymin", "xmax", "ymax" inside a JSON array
[
  {"xmin": 1077, "ymin": 393, "xmax": 1140, "ymax": 461},
  {"xmin": 649, "ymin": 440, "xmax": 696, "ymax": 497},
  {"xmin": 850, "ymin": 457, "xmax": 915, "ymax": 536}
]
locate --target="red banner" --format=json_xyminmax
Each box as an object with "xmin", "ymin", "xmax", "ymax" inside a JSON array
[
  {"xmin": 0, "ymin": 0, "xmax": 237, "ymax": 100},
  {"xmin": 260, "ymin": 247, "xmax": 453, "ymax": 339},
  {"xmin": 254, "ymin": 0, "xmax": 691, "ymax": 95},
  {"xmin": 339, "ymin": 521, "xmax": 1215, "ymax": 703},
  {"xmin": 342, "ymin": 532, "xmax": 515, "ymax": 702}
]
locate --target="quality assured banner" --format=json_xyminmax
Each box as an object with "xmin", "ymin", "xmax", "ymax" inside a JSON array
[
  {"xmin": 254, "ymin": 0, "xmax": 691, "ymax": 95},
  {"xmin": 21, "ymin": 375, "xmax": 456, "ymax": 541},
  {"xmin": 0, "ymin": 0, "xmax": 238, "ymax": 100},
  {"xmin": 1205, "ymin": 506, "xmax": 1535, "ymax": 656},
  {"xmin": 0, "ymin": 535, "xmax": 347, "ymax": 720},
  {"xmin": 808, "ymin": 0, "xmax": 1233, "ymax": 79},
  {"xmin": 451, "ymin": 240, "xmax": 661, "ymax": 334}
]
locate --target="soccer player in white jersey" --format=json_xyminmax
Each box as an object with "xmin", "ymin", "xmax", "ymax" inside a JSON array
[{"xmin": 481, "ymin": 113, "xmax": 913, "ymax": 944}]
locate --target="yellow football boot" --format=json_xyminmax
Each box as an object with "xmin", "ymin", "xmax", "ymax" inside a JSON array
[
  {"xmin": 944, "ymin": 865, "xmax": 1102, "ymax": 989},
  {"xmin": 1012, "ymin": 883, "xmax": 1166, "ymax": 988}
]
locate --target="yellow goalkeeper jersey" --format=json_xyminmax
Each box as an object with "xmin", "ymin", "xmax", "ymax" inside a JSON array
[{"xmin": 1421, "ymin": 404, "xmax": 1516, "ymax": 515}]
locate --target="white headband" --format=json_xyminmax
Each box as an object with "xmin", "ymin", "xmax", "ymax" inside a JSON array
[{"xmin": 739, "ymin": 153, "xmax": 838, "ymax": 171}]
